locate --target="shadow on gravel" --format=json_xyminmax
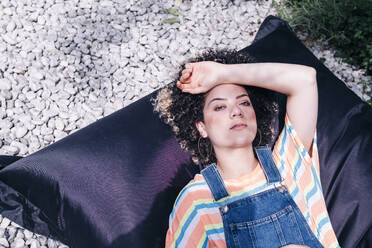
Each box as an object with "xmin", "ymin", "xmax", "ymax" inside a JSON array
[{"xmin": 54, "ymin": 2, "xmax": 160, "ymax": 93}]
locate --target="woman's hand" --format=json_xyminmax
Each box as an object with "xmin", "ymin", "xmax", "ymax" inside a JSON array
[{"xmin": 177, "ymin": 61, "xmax": 226, "ymax": 94}]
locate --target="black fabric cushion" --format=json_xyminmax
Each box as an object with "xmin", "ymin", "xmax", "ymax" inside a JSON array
[
  {"xmin": 0, "ymin": 15, "xmax": 371, "ymax": 248},
  {"xmin": 0, "ymin": 156, "xmax": 23, "ymax": 170}
]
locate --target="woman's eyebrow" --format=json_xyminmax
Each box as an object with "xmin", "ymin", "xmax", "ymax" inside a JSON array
[
  {"xmin": 236, "ymin": 94, "xmax": 249, "ymax": 99},
  {"xmin": 207, "ymin": 94, "xmax": 249, "ymax": 107}
]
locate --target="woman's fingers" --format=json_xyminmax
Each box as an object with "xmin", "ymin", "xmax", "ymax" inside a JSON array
[
  {"xmin": 185, "ymin": 63, "xmax": 192, "ymax": 69},
  {"xmin": 176, "ymin": 81, "xmax": 183, "ymax": 89},
  {"xmin": 178, "ymin": 62, "xmax": 208, "ymax": 94},
  {"xmin": 182, "ymin": 70, "xmax": 191, "ymax": 78},
  {"xmin": 180, "ymin": 72, "xmax": 190, "ymax": 82},
  {"xmin": 177, "ymin": 80, "xmax": 204, "ymax": 95},
  {"xmin": 177, "ymin": 61, "xmax": 224, "ymax": 94},
  {"xmin": 177, "ymin": 80, "xmax": 191, "ymax": 91},
  {"xmin": 181, "ymin": 69, "xmax": 192, "ymax": 82},
  {"xmin": 182, "ymin": 68, "xmax": 192, "ymax": 74}
]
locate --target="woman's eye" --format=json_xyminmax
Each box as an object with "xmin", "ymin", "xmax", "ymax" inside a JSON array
[
  {"xmin": 214, "ymin": 105, "xmax": 225, "ymax": 111},
  {"xmin": 241, "ymin": 101, "xmax": 251, "ymax": 106}
]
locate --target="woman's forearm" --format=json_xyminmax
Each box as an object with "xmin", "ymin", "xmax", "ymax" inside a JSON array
[
  {"xmin": 221, "ymin": 63, "xmax": 317, "ymax": 96},
  {"xmin": 221, "ymin": 62, "xmax": 318, "ymax": 152},
  {"xmin": 177, "ymin": 61, "xmax": 318, "ymax": 153}
]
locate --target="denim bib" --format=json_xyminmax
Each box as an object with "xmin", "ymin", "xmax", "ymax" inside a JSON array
[{"xmin": 201, "ymin": 146, "xmax": 324, "ymax": 248}]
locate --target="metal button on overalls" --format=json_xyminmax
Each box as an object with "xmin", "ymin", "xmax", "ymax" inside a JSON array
[
  {"xmin": 278, "ymin": 185, "xmax": 286, "ymax": 193},
  {"xmin": 221, "ymin": 205, "xmax": 229, "ymax": 214}
]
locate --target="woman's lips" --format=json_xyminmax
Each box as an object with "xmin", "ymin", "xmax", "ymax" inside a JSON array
[{"xmin": 230, "ymin": 124, "xmax": 247, "ymax": 130}]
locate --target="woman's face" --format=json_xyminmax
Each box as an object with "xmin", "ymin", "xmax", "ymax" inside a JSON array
[{"xmin": 195, "ymin": 84, "xmax": 257, "ymax": 150}]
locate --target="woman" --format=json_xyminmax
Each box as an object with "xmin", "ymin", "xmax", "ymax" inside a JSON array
[{"xmin": 153, "ymin": 49, "xmax": 340, "ymax": 248}]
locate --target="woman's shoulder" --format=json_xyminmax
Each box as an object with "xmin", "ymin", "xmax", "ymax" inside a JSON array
[
  {"xmin": 184, "ymin": 172, "xmax": 207, "ymax": 188},
  {"xmin": 181, "ymin": 173, "xmax": 209, "ymax": 195},
  {"xmin": 173, "ymin": 173, "xmax": 209, "ymax": 205},
  {"xmin": 169, "ymin": 172, "xmax": 213, "ymax": 225},
  {"xmin": 273, "ymin": 112, "xmax": 319, "ymax": 169}
]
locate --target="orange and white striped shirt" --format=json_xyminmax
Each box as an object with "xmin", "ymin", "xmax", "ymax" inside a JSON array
[{"xmin": 166, "ymin": 113, "xmax": 340, "ymax": 248}]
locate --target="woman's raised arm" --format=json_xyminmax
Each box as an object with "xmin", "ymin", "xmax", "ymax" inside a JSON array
[{"xmin": 177, "ymin": 62, "xmax": 318, "ymax": 153}]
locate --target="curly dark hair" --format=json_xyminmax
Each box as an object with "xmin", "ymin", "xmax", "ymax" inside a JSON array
[{"xmin": 152, "ymin": 48, "xmax": 278, "ymax": 168}]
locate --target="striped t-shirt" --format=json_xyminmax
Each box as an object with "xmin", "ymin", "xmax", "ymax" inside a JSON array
[{"xmin": 165, "ymin": 113, "xmax": 340, "ymax": 248}]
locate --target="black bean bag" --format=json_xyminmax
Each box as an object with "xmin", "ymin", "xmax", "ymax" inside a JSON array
[{"xmin": 0, "ymin": 15, "xmax": 371, "ymax": 248}]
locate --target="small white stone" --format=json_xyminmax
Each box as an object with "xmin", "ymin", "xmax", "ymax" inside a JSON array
[
  {"xmin": 69, "ymin": 112, "xmax": 79, "ymax": 122},
  {"xmin": 0, "ymin": 41, "xmax": 7, "ymax": 52},
  {"xmin": 2, "ymin": 33, "xmax": 17, "ymax": 45},
  {"xmin": 3, "ymin": 144, "xmax": 18, "ymax": 155},
  {"xmin": 64, "ymin": 122, "xmax": 77, "ymax": 131},
  {"xmin": 7, "ymin": 226, "xmax": 16, "ymax": 239},
  {"xmin": 47, "ymin": 238, "xmax": 57, "ymax": 248},
  {"xmin": 29, "ymin": 239, "xmax": 40, "ymax": 248},
  {"xmin": 31, "ymin": 128, "xmax": 41, "ymax": 137},
  {"xmin": 15, "ymin": 126, "xmax": 28, "ymax": 138},
  {"xmin": 138, "ymin": 50, "xmax": 147, "ymax": 61},
  {"xmin": 6, "ymin": 21, "xmax": 16, "ymax": 32},
  {"xmin": 12, "ymin": 238, "xmax": 25, "ymax": 248},
  {"xmin": 10, "ymin": 221, "xmax": 21, "ymax": 228},
  {"xmin": 15, "ymin": 230, "xmax": 24, "ymax": 239},
  {"xmin": 30, "ymin": 239, "xmax": 40, "ymax": 248},
  {"xmin": 43, "ymin": 134, "xmax": 54, "ymax": 143},
  {"xmin": 38, "ymin": 235, "xmax": 47, "ymax": 245},
  {"xmin": 29, "ymin": 82, "xmax": 43, "ymax": 92},
  {"xmin": 2, "ymin": 7, "xmax": 12, "ymax": 15},
  {"xmin": 41, "ymin": 89, "xmax": 51, "ymax": 99},
  {"xmin": 25, "ymin": 91, "xmax": 36, "ymax": 101},
  {"xmin": 65, "ymin": 86, "xmax": 77, "ymax": 95},
  {"xmin": 55, "ymin": 119, "xmax": 65, "ymax": 131},
  {"xmin": 30, "ymin": 70, "xmax": 45, "ymax": 80},
  {"xmin": 0, "ymin": 238, "xmax": 9, "ymax": 247},
  {"xmin": 5, "ymin": 109, "xmax": 14, "ymax": 118},
  {"xmin": 0, "ymin": 128, "xmax": 11, "ymax": 137},
  {"xmin": 0, "ymin": 120, "xmax": 13, "ymax": 129},
  {"xmin": 54, "ymin": 130, "xmax": 67, "ymax": 141},
  {"xmin": 88, "ymin": 92, "xmax": 98, "ymax": 102},
  {"xmin": 10, "ymin": 141, "xmax": 28, "ymax": 155},
  {"xmin": 0, "ymin": 78, "xmax": 11, "ymax": 90},
  {"xmin": 24, "ymin": 229, "xmax": 33, "ymax": 239},
  {"xmin": 59, "ymin": 111, "xmax": 70, "ymax": 119},
  {"xmin": 47, "ymin": 118, "xmax": 55, "ymax": 129},
  {"xmin": 31, "ymin": 115, "xmax": 44, "ymax": 125}
]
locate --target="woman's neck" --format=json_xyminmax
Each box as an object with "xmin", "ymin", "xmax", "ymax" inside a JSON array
[{"xmin": 215, "ymin": 145, "xmax": 259, "ymax": 180}]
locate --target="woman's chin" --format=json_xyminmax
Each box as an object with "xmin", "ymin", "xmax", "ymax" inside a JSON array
[
  {"xmin": 229, "ymin": 133, "xmax": 255, "ymax": 145},
  {"xmin": 230, "ymin": 139, "xmax": 254, "ymax": 148}
]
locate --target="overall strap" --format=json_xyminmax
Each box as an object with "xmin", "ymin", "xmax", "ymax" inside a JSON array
[
  {"xmin": 201, "ymin": 163, "xmax": 229, "ymax": 201},
  {"xmin": 254, "ymin": 146, "xmax": 282, "ymax": 183}
]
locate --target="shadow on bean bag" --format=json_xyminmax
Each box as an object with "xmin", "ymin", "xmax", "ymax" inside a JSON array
[
  {"xmin": 0, "ymin": 15, "xmax": 371, "ymax": 248},
  {"xmin": 0, "ymin": 156, "xmax": 23, "ymax": 170}
]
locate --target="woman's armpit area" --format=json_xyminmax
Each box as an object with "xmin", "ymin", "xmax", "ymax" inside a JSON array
[{"xmin": 308, "ymin": 139, "xmax": 314, "ymax": 158}]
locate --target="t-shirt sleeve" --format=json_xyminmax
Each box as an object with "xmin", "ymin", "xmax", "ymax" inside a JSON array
[
  {"xmin": 273, "ymin": 112, "xmax": 320, "ymax": 177},
  {"xmin": 165, "ymin": 182, "xmax": 207, "ymax": 248}
]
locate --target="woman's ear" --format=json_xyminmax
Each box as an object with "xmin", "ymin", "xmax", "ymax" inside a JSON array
[{"xmin": 195, "ymin": 121, "xmax": 208, "ymax": 138}]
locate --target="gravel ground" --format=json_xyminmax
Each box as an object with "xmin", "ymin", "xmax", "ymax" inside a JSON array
[{"xmin": 0, "ymin": 0, "xmax": 371, "ymax": 247}]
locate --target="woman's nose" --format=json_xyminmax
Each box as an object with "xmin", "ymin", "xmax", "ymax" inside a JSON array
[{"xmin": 230, "ymin": 105, "xmax": 243, "ymax": 118}]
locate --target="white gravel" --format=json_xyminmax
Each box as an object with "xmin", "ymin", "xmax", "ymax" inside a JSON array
[{"xmin": 0, "ymin": 0, "xmax": 371, "ymax": 247}]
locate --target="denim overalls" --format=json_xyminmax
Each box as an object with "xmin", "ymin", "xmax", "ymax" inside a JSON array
[{"xmin": 201, "ymin": 146, "xmax": 324, "ymax": 248}]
